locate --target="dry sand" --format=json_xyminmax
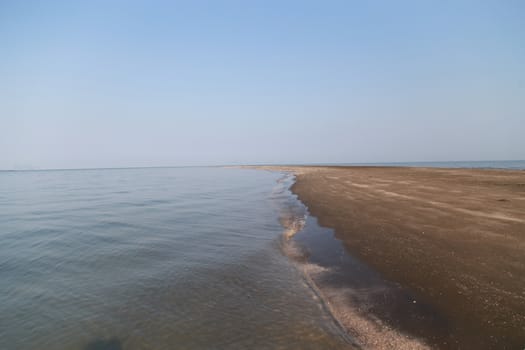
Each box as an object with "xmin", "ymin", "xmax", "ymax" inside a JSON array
[{"xmin": 256, "ymin": 166, "xmax": 525, "ymax": 349}]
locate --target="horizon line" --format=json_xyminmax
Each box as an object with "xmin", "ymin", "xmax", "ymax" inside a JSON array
[{"xmin": 1, "ymin": 159, "xmax": 524, "ymax": 172}]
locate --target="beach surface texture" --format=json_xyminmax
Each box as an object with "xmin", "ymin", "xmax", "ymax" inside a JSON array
[{"xmin": 256, "ymin": 166, "xmax": 525, "ymax": 349}]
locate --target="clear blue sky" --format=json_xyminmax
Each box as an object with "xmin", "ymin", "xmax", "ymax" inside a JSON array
[{"xmin": 1, "ymin": 0, "xmax": 524, "ymax": 169}]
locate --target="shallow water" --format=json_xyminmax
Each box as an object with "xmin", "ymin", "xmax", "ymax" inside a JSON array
[{"xmin": 0, "ymin": 167, "xmax": 349, "ymax": 349}]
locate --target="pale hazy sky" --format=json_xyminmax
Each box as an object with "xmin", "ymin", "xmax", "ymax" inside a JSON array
[{"xmin": 1, "ymin": 1, "xmax": 524, "ymax": 169}]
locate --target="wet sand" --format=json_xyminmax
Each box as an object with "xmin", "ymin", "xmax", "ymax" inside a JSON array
[{"xmin": 258, "ymin": 166, "xmax": 525, "ymax": 349}]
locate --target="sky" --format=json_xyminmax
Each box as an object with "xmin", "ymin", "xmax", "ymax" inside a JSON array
[{"xmin": 1, "ymin": 0, "xmax": 524, "ymax": 169}]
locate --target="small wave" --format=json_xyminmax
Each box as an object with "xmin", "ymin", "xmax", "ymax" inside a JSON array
[
  {"xmin": 280, "ymin": 213, "xmax": 306, "ymax": 241},
  {"xmin": 270, "ymin": 173, "xmax": 306, "ymax": 228}
]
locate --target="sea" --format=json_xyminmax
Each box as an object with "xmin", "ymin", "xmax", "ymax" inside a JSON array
[{"xmin": 0, "ymin": 167, "xmax": 350, "ymax": 350}]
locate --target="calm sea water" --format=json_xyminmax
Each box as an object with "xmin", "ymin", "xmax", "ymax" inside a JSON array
[{"xmin": 0, "ymin": 167, "xmax": 349, "ymax": 350}]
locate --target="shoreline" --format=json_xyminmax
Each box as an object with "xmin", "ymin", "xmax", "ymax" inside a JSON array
[{"xmin": 257, "ymin": 166, "xmax": 525, "ymax": 349}]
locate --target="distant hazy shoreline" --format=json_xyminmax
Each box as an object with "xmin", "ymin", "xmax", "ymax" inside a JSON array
[{"xmin": 2, "ymin": 159, "xmax": 524, "ymax": 172}]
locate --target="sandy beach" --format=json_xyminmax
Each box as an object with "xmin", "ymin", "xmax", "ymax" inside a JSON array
[{"xmin": 256, "ymin": 166, "xmax": 525, "ymax": 349}]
